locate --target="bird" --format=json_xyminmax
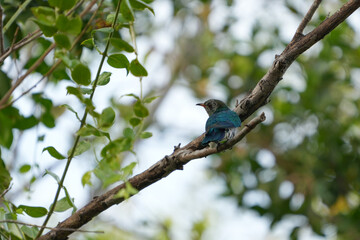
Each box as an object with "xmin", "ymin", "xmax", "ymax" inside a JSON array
[{"xmin": 197, "ymin": 99, "xmax": 241, "ymax": 146}]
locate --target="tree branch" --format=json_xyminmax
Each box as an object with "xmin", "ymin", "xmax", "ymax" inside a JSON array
[
  {"xmin": 37, "ymin": 0, "xmax": 360, "ymax": 239},
  {"xmin": 38, "ymin": 113, "xmax": 265, "ymax": 240},
  {"xmin": 236, "ymin": 0, "xmax": 360, "ymax": 121}
]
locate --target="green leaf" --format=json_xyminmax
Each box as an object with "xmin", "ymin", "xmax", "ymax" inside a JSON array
[
  {"xmin": 133, "ymin": 101, "xmax": 149, "ymax": 118},
  {"xmin": 21, "ymin": 226, "xmax": 39, "ymax": 238},
  {"xmin": 100, "ymin": 137, "xmax": 132, "ymax": 157},
  {"xmin": 129, "ymin": 59, "xmax": 148, "ymax": 77},
  {"xmin": 71, "ymin": 63, "xmax": 91, "ymax": 86},
  {"xmin": 66, "ymin": 86, "xmax": 84, "ymax": 102},
  {"xmin": 143, "ymin": 95, "xmax": 159, "ymax": 104},
  {"xmin": 130, "ymin": 0, "xmax": 155, "ymax": 15},
  {"xmin": 56, "ymin": 14, "xmax": 82, "ymax": 35},
  {"xmin": 53, "ymin": 197, "xmax": 72, "ymax": 212},
  {"xmin": 33, "ymin": 19, "xmax": 58, "ymax": 37},
  {"xmin": 43, "ymin": 169, "xmax": 60, "ymax": 183},
  {"xmin": 0, "ymin": 112, "xmax": 13, "ymax": 148},
  {"xmin": 81, "ymin": 171, "xmax": 92, "ymax": 187},
  {"xmin": 99, "ymin": 107, "xmax": 116, "ymax": 128},
  {"xmin": 31, "ymin": 6, "xmax": 56, "ymax": 23},
  {"xmin": 94, "ymin": 27, "xmax": 114, "ymax": 33},
  {"xmin": 140, "ymin": 131, "xmax": 152, "ymax": 139},
  {"xmin": 121, "ymin": 0, "xmax": 135, "ymax": 21},
  {"xmin": 110, "ymin": 38, "xmax": 134, "ymax": 52},
  {"xmin": 63, "ymin": 186, "xmax": 77, "ymax": 213},
  {"xmin": 114, "ymin": 182, "xmax": 138, "ymax": 200},
  {"xmin": 18, "ymin": 205, "xmax": 47, "ymax": 218},
  {"xmin": 13, "ymin": 115, "xmax": 38, "ymax": 130},
  {"xmin": 123, "ymin": 127, "xmax": 134, "ymax": 139},
  {"xmin": 107, "ymin": 54, "xmax": 129, "ymax": 69},
  {"xmin": 49, "ymin": 0, "xmax": 77, "ymax": 11},
  {"xmin": 19, "ymin": 164, "xmax": 31, "ymax": 174},
  {"xmin": 62, "ymin": 104, "xmax": 81, "ymax": 121},
  {"xmin": 122, "ymin": 162, "xmax": 137, "ymax": 177},
  {"xmin": 80, "ymin": 87, "xmax": 93, "ymax": 95},
  {"xmin": 81, "ymin": 38, "xmax": 94, "ymax": 48},
  {"xmin": 71, "ymin": 140, "xmax": 91, "ymax": 156},
  {"xmin": 43, "ymin": 146, "xmax": 66, "ymax": 160},
  {"xmin": 77, "ymin": 124, "xmax": 111, "ymax": 140},
  {"xmin": 54, "ymin": 33, "xmax": 71, "ymax": 49},
  {"xmin": 0, "ymin": 157, "xmax": 12, "ymax": 193},
  {"xmin": 97, "ymin": 72, "xmax": 112, "ymax": 86},
  {"xmin": 129, "ymin": 117, "xmax": 141, "ymax": 127}
]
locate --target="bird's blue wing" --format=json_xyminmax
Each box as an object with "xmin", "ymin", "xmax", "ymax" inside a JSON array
[
  {"xmin": 205, "ymin": 110, "xmax": 241, "ymax": 131},
  {"xmin": 201, "ymin": 128, "xmax": 225, "ymax": 145}
]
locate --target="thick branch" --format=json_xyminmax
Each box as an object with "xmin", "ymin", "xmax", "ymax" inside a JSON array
[
  {"xmin": 38, "ymin": 113, "xmax": 265, "ymax": 240},
  {"xmin": 38, "ymin": 0, "xmax": 360, "ymax": 239},
  {"xmin": 236, "ymin": 0, "xmax": 360, "ymax": 121}
]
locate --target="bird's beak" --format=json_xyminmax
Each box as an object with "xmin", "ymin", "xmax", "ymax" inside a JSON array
[{"xmin": 196, "ymin": 103, "xmax": 205, "ymax": 107}]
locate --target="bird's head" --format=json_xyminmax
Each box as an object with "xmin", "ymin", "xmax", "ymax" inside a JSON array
[{"xmin": 196, "ymin": 99, "xmax": 229, "ymax": 116}]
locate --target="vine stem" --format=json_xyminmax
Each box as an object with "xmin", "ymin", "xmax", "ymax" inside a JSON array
[{"xmin": 35, "ymin": 0, "xmax": 123, "ymax": 238}]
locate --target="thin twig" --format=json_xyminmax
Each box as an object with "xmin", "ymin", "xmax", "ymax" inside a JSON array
[
  {"xmin": 0, "ymin": 5, "xmax": 4, "ymax": 55},
  {"xmin": 295, "ymin": 0, "xmax": 323, "ymax": 37},
  {"xmin": 0, "ymin": 0, "xmax": 100, "ymax": 110},
  {"xmin": 0, "ymin": 220, "xmax": 104, "ymax": 234},
  {"xmin": 2, "ymin": 0, "xmax": 32, "ymax": 33},
  {"xmin": 0, "ymin": 184, "xmax": 12, "ymax": 199},
  {"xmin": 35, "ymin": 0, "xmax": 114, "ymax": 238}
]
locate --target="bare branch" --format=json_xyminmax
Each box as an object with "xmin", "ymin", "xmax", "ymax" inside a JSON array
[
  {"xmin": 295, "ymin": 0, "xmax": 322, "ymax": 37},
  {"xmin": 0, "ymin": 5, "xmax": 4, "ymax": 55},
  {"xmin": 0, "ymin": 220, "xmax": 104, "ymax": 234}
]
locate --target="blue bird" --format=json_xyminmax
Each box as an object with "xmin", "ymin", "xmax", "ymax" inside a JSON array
[{"xmin": 197, "ymin": 99, "xmax": 241, "ymax": 146}]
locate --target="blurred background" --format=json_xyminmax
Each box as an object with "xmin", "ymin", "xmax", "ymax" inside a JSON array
[{"xmin": 1, "ymin": 0, "xmax": 360, "ymax": 239}]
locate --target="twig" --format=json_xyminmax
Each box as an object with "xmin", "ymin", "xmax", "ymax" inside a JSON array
[
  {"xmin": 0, "ymin": 0, "xmax": 99, "ymax": 109},
  {"xmin": 2, "ymin": 0, "xmax": 32, "ymax": 33},
  {"xmin": 35, "ymin": 0, "xmax": 113, "ymax": 238},
  {"xmin": 295, "ymin": 0, "xmax": 322, "ymax": 37},
  {"xmin": 0, "ymin": 220, "xmax": 104, "ymax": 234},
  {"xmin": 0, "ymin": 0, "xmax": 101, "ymax": 110},
  {"xmin": 0, "ymin": 5, "xmax": 4, "ymax": 55},
  {"xmin": 0, "ymin": 184, "xmax": 12, "ymax": 199}
]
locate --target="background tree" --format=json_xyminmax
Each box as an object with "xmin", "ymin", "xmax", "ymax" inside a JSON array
[{"xmin": 0, "ymin": 0, "xmax": 360, "ymax": 239}]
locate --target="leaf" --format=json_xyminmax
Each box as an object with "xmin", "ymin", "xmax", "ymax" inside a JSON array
[
  {"xmin": 123, "ymin": 127, "xmax": 134, "ymax": 139},
  {"xmin": 110, "ymin": 38, "xmax": 134, "ymax": 52},
  {"xmin": 121, "ymin": 0, "xmax": 135, "ymax": 21},
  {"xmin": 133, "ymin": 101, "xmax": 149, "ymax": 118},
  {"xmin": 21, "ymin": 226, "xmax": 38, "ymax": 238},
  {"xmin": 18, "ymin": 205, "xmax": 47, "ymax": 218},
  {"xmin": 122, "ymin": 162, "xmax": 137, "ymax": 177},
  {"xmin": 54, "ymin": 33, "xmax": 71, "ymax": 49},
  {"xmin": 114, "ymin": 182, "xmax": 138, "ymax": 200},
  {"xmin": 77, "ymin": 124, "xmax": 111, "ymax": 140},
  {"xmin": 13, "ymin": 115, "xmax": 38, "ymax": 130},
  {"xmin": 129, "ymin": 59, "xmax": 148, "ymax": 77},
  {"xmin": 63, "ymin": 186, "xmax": 77, "ymax": 213},
  {"xmin": 49, "ymin": 0, "xmax": 77, "ymax": 11},
  {"xmin": 71, "ymin": 63, "xmax": 91, "ymax": 86},
  {"xmin": 0, "ymin": 112, "xmax": 14, "ymax": 148},
  {"xmin": 80, "ymin": 87, "xmax": 93, "ymax": 95},
  {"xmin": 56, "ymin": 14, "xmax": 82, "ymax": 35},
  {"xmin": 43, "ymin": 146, "xmax": 66, "ymax": 160},
  {"xmin": 81, "ymin": 171, "xmax": 92, "ymax": 187},
  {"xmin": 33, "ymin": 19, "xmax": 58, "ymax": 37},
  {"xmin": 140, "ymin": 131, "xmax": 152, "ymax": 139},
  {"xmin": 99, "ymin": 107, "xmax": 116, "ymax": 128},
  {"xmin": 81, "ymin": 38, "xmax": 94, "ymax": 48},
  {"xmin": 97, "ymin": 72, "xmax": 112, "ymax": 86},
  {"xmin": 62, "ymin": 104, "xmax": 81, "ymax": 121},
  {"xmin": 129, "ymin": 117, "xmax": 141, "ymax": 127},
  {"xmin": 31, "ymin": 6, "xmax": 56, "ymax": 24},
  {"xmin": 107, "ymin": 54, "xmax": 129, "ymax": 69},
  {"xmin": 43, "ymin": 169, "xmax": 60, "ymax": 183},
  {"xmin": 71, "ymin": 140, "xmax": 91, "ymax": 157},
  {"xmin": 130, "ymin": 0, "xmax": 155, "ymax": 15},
  {"xmin": 143, "ymin": 95, "xmax": 159, "ymax": 104},
  {"xmin": 66, "ymin": 86, "xmax": 84, "ymax": 102},
  {"xmin": 53, "ymin": 197, "xmax": 72, "ymax": 212},
  {"xmin": 19, "ymin": 164, "xmax": 31, "ymax": 174},
  {"xmin": 0, "ymin": 157, "xmax": 12, "ymax": 193}
]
